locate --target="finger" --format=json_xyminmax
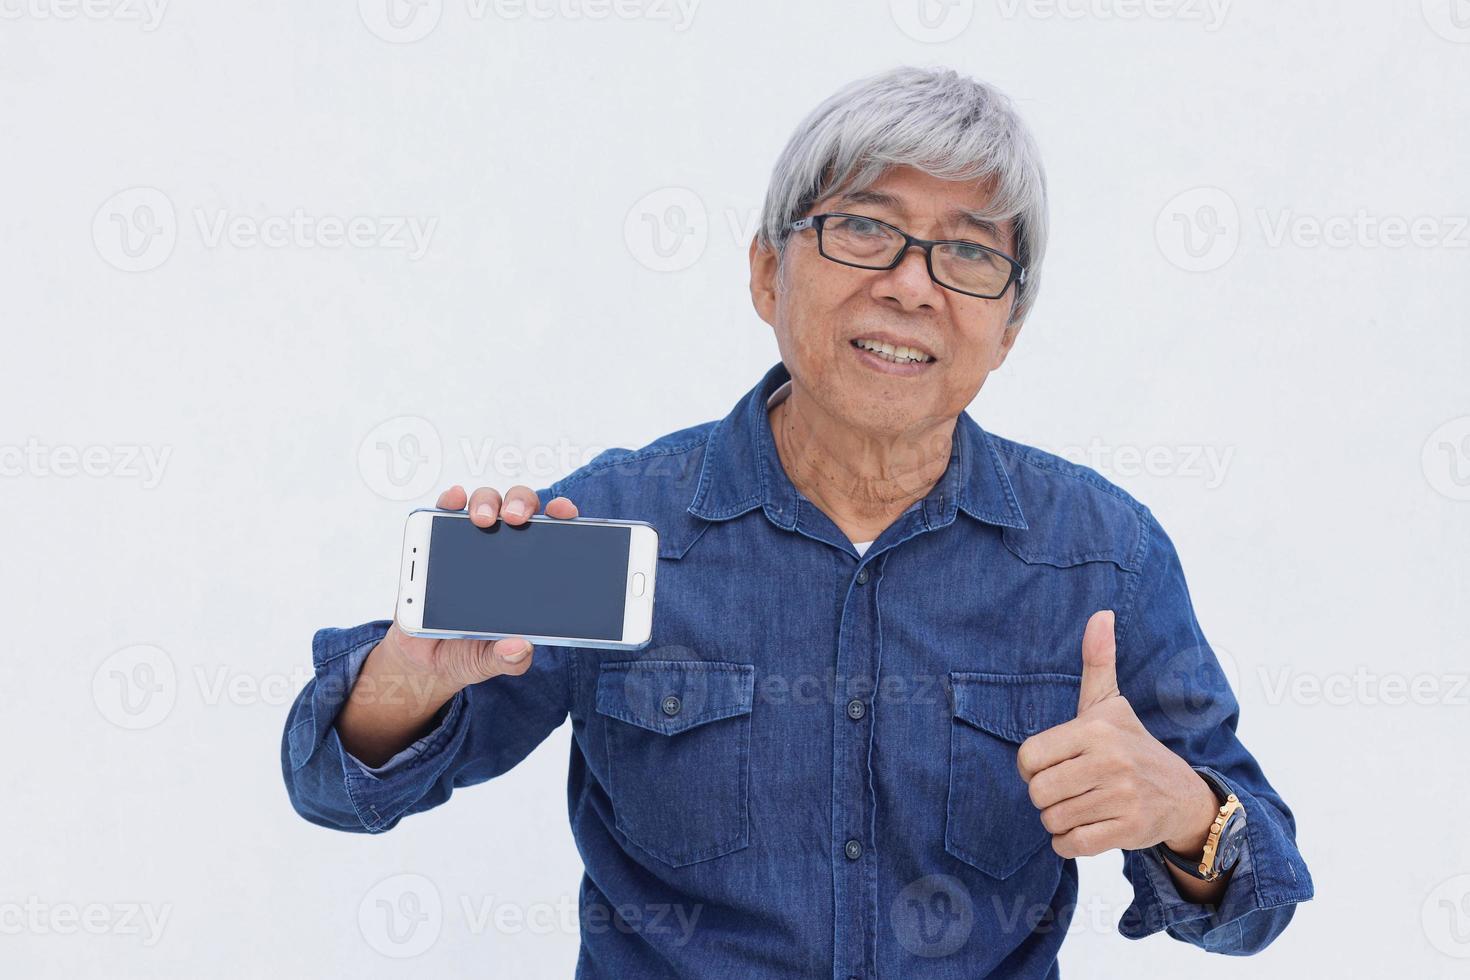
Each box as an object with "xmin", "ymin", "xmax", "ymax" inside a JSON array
[
  {"xmin": 1027, "ymin": 753, "xmax": 1108, "ymax": 811},
  {"xmin": 1051, "ymin": 818, "xmax": 1127, "ymax": 860},
  {"xmin": 498, "ymin": 485, "xmax": 541, "ymax": 526},
  {"xmin": 436, "ymin": 485, "xmax": 467, "ymax": 510},
  {"xmin": 491, "ymin": 637, "xmax": 534, "ymax": 675},
  {"xmin": 1077, "ymin": 609, "xmax": 1119, "ymax": 714},
  {"xmin": 1039, "ymin": 787, "xmax": 1121, "ymax": 837},
  {"xmin": 467, "ymin": 487, "xmax": 504, "ymax": 527},
  {"xmin": 543, "ymin": 496, "xmax": 579, "ymax": 520},
  {"xmin": 1016, "ymin": 717, "xmax": 1089, "ymax": 783}
]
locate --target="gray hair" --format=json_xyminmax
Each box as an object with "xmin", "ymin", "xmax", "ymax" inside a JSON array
[{"xmin": 757, "ymin": 66, "xmax": 1049, "ymax": 326}]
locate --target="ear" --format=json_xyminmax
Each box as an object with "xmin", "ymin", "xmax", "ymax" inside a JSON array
[
  {"xmin": 749, "ymin": 236, "xmax": 779, "ymax": 327},
  {"xmin": 990, "ymin": 318, "xmax": 1024, "ymax": 371}
]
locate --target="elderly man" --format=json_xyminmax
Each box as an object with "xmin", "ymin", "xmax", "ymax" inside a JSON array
[{"xmin": 282, "ymin": 66, "xmax": 1313, "ymax": 977}]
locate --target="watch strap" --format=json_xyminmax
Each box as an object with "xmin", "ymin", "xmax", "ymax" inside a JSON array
[{"xmin": 1153, "ymin": 769, "xmax": 1243, "ymax": 881}]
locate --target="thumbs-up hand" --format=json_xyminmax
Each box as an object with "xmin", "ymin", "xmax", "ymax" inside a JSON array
[{"xmin": 1015, "ymin": 610, "xmax": 1219, "ymax": 861}]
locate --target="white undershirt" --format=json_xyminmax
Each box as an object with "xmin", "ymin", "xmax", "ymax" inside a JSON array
[{"xmin": 767, "ymin": 379, "xmax": 875, "ymax": 557}]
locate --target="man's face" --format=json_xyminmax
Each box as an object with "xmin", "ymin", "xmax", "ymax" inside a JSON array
[{"xmin": 750, "ymin": 164, "xmax": 1023, "ymax": 441}]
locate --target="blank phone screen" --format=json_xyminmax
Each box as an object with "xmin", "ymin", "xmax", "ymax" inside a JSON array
[{"xmin": 422, "ymin": 516, "xmax": 631, "ymax": 641}]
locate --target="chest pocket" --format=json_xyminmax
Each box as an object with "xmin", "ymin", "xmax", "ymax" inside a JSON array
[
  {"xmin": 946, "ymin": 672, "xmax": 1081, "ymax": 879},
  {"xmin": 595, "ymin": 660, "xmax": 755, "ymax": 868}
]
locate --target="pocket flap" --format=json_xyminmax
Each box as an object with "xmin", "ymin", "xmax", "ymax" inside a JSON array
[
  {"xmin": 596, "ymin": 660, "xmax": 755, "ymax": 736},
  {"xmin": 949, "ymin": 672, "xmax": 1081, "ymax": 743}
]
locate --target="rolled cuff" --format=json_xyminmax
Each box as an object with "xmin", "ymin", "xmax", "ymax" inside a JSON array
[
  {"xmin": 284, "ymin": 619, "xmax": 471, "ymax": 833},
  {"xmin": 1118, "ymin": 765, "xmax": 1313, "ymax": 954}
]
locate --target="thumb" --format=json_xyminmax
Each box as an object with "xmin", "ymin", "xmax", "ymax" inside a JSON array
[{"xmin": 1077, "ymin": 609, "xmax": 1118, "ymax": 714}]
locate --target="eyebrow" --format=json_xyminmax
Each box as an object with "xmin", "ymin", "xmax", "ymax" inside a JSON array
[{"xmin": 833, "ymin": 189, "xmax": 1008, "ymax": 244}]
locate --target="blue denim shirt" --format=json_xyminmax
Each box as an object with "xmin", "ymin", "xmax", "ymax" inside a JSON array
[{"xmin": 282, "ymin": 360, "xmax": 1313, "ymax": 978}]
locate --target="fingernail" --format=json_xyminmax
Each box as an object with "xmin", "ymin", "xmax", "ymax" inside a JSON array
[
  {"xmin": 502, "ymin": 640, "xmax": 530, "ymax": 662},
  {"xmin": 474, "ymin": 503, "xmax": 492, "ymax": 521},
  {"xmin": 504, "ymin": 500, "xmax": 527, "ymax": 519}
]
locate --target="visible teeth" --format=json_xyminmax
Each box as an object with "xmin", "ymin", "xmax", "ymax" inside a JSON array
[{"xmin": 853, "ymin": 338, "xmax": 932, "ymax": 363}]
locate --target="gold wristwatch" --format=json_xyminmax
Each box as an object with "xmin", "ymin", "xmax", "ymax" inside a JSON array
[{"xmin": 1154, "ymin": 769, "xmax": 1246, "ymax": 882}]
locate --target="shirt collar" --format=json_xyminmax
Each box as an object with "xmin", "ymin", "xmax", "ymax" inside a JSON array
[{"xmin": 687, "ymin": 360, "xmax": 1028, "ymax": 532}]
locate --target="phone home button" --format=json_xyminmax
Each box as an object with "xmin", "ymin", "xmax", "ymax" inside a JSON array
[{"xmin": 632, "ymin": 572, "xmax": 646, "ymax": 596}]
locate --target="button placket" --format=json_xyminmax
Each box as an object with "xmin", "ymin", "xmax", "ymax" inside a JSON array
[{"xmin": 832, "ymin": 550, "xmax": 882, "ymax": 980}]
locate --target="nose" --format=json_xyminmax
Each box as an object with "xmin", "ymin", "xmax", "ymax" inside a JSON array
[{"xmin": 872, "ymin": 244, "xmax": 940, "ymax": 311}]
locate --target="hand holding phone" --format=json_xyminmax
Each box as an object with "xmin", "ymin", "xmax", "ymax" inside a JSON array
[
  {"xmin": 387, "ymin": 482, "xmax": 585, "ymax": 690},
  {"xmin": 338, "ymin": 483, "xmax": 574, "ymax": 768}
]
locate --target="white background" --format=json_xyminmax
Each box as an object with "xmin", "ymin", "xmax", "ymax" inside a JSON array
[{"xmin": 3, "ymin": 1, "xmax": 1468, "ymax": 977}]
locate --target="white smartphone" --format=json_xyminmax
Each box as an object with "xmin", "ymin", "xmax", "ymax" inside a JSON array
[{"xmin": 395, "ymin": 508, "xmax": 658, "ymax": 650}]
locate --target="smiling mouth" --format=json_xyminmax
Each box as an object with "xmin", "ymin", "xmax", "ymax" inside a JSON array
[{"xmin": 850, "ymin": 337, "xmax": 936, "ymax": 365}]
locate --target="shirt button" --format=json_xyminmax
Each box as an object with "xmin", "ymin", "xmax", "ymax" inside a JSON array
[
  {"xmin": 846, "ymin": 698, "xmax": 866, "ymax": 720},
  {"xmin": 856, "ymin": 567, "xmax": 870, "ymax": 585},
  {"xmin": 661, "ymin": 694, "xmax": 681, "ymax": 717},
  {"xmin": 844, "ymin": 839, "xmax": 863, "ymax": 860}
]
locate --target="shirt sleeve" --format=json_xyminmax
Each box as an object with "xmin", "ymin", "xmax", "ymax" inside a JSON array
[
  {"xmin": 279, "ymin": 486, "xmax": 577, "ymax": 834},
  {"xmin": 1113, "ymin": 507, "xmax": 1314, "ymax": 954}
]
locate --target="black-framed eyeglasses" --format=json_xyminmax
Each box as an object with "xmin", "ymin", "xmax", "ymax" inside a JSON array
[{"xmin": 784, "ymin": 211, "xmax": 1026, "ymax": 300}]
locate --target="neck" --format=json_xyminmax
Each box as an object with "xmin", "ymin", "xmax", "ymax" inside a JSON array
[{"xmin": 768, "ymin": 382, "xmax": 954, "ymax": 543}]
